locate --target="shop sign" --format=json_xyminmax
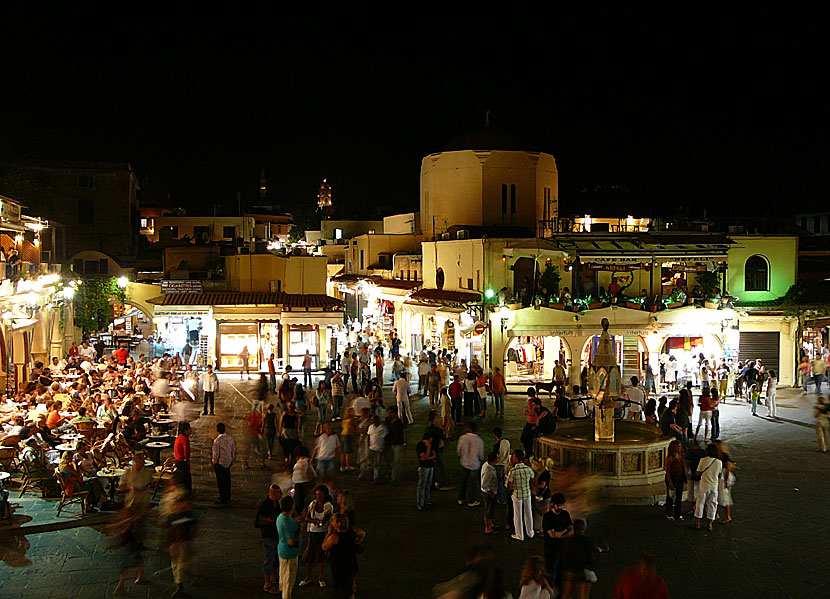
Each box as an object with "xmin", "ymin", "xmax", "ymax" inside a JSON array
[
  {"xmin": 546, "ymin": 329, "xmax": 576, "ymax": 337},
  {"xmin": 622, "ymin": 329, "xmax": 652, "ymax": 337},
  {"xmin": 161, "ymin": 280, "xmax": 204, "ymax": 294},
  {"xmin": 155, "ymin": 309, "xmax": 211, "ymax": 317},
  {"xmin": 668, "ymin": 265, "xmax": 707, "ymax": 273},
  {"xmin": 585, "ymin": 262, "xmax": 649, "ymax": 271}
]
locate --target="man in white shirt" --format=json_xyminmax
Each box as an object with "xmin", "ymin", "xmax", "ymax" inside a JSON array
[
  {"xmin": 211, "ymin": 422, "xmax": 236, "ymax": 504},
  {"xmin": 392, "ymin": 372, "xmax": 413, "ymax": 424},
  {"xmin": 367, "ymin": 415, "xmax": 387, "ymax": 482},
  {"xmin": 456, "ymin": 421, "xmax": 484, "ymax": 507},
  {"xmin": 311, "ymin": 422, "xmax": 341, "ymax": 481},
  {"xmin": 200, "ymin": 365, "xmax": 219, "ymax": 415},
  {"xmin": 693, "ymin": 444, "xmax": 723, "ymax": 530},
  {"xmin": 78, "ymin": 341, "xmax": 95, "ymax": 362},
  {"xmin": 625, "ymin": 376, "xmax": 645, "ymax": 420}
]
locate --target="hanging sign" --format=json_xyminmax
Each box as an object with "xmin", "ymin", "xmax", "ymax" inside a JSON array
[{"xmin": 160, "ymin": 280, "xmax": 204, "ymax": 294}]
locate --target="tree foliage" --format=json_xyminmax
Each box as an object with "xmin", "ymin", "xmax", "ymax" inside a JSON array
[
  {"xmin": 539, "ymin": 264, "xmax": 561, "ymax": 299},
  {"xmin": 288, "ymin": 225, "xmax": 305, "ymax": 243},
  {"xmin": 73, "ymin": 277, "xmax": 127, "ymax": 336}
]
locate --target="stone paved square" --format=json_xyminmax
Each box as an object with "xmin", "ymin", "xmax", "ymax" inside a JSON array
[{"xmin": 2, "ymin": 375, "xmax": 829, "ymax": 599}]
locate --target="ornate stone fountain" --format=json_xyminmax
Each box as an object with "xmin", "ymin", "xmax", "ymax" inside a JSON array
[{"xmin": 535, "ymin": 318, "xmax": 671, "ymax": 505}]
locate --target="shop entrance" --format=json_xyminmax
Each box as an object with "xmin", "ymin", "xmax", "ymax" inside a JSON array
[
  {"xmin": 658, "ymin": 334, "xmax": 727, "ymax": 388},
  {"xmin": 504, "ymin": 335, "xmax": 571, "ymax": 383},
  {"xmin": 217, "ymin": 323, "xmax": 260, "ymax": 371}
]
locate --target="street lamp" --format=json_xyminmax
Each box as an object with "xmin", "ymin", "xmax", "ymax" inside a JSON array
[{"xmin": 116, "ymin": 276, "xmax": 129, "ymax": 289}]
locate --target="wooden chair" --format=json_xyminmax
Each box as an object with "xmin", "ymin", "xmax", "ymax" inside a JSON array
[
  {"xmin": 18, "ymin": 460, "xmax": 55, "ymax": 498},
  {"xmin": 0, "ymin": 446, "xmax": 16, "ymax": 473},
  {"xmin": 112, "ymin": 434, "xmax": 134, "ymax": 467},
  {"xmin": 55, "ymin": 472, "xmax": 88, "ymax": 516},
  {"xmin": 73, "ymin": 420, "xmax": 96, "ymax": 439},
  {"xmin": 151, "ymin": 457, "xmax": 177, "ymax": 501}
]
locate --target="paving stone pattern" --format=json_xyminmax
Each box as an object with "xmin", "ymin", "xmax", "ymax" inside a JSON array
[{"xmin": 2, "ymin": 372, "xmax": 829, "ymax": 599}]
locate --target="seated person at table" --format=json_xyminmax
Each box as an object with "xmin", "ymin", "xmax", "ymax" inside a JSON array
[
  {"xmin": 57, "ymin": 451, "xmax": 98, "ymax": 513},
  {"xmin": 34, "ymin": 384, "xmax": 50, "ymax": 403},
  {"xmin": 4, "ymin": 416, "xmax": 30, "ymax": 442},
  {"xmin": 65, "ymin": 356, "xmax": 80, "ymax": 372},
  {"xmin": 70, "ymin": 407, "xmax": 95, "ymax": 428},
  {"xmin": 46, "ymin": 400, "xmax": 67, "ymax": 431},
  {"xmin": 30, "ymin": 361, "xmax": 45, "ymax": 382},
  {"xmin": 51, "ymin": 356, "xmax": 67, "ymax": 373},
  {"xmin": 21, "ymin": 437, "xmax": 52, "ymax": 475},
  {"xmin": 103, "ymin": 365, "xmax": 119, "ymax": 382},
  {"xmin": 31, "ymin": 415, "xmax": 60, "ymax": 448},
  {"xmin": 38, "ymin": 368, "xmax": 55, "ymax": 388},
  {"xmin": 72, "ymin": 441, "xmax": 105, "ymax": 507},
  {"xmin": 97, "ymin": 396, "xmax": 119, "ymax": 423},
  {"xmin": 122, "ymin": 410, "xmax": 148, "ymax": 445}
]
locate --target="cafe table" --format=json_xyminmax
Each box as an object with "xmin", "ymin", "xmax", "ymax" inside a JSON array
[
  {"xmin": 96, "ymin": 468, "xmax": 126, "ymax": 503},
  {"xmin": 55, "ymin": 443, "xmax": 77, "ymax": 453},
  {"xmin": 144, "ymin": 441, "xmax": 172, "ymax": 465}
]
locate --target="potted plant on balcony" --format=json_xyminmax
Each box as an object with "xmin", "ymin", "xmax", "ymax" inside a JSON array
[
  {"xmin": 548, "ymin": 294, "xmax": 565, "ymax": 310},
  {"xmin": 626, "ymin": 297, "xmax": 643, "ymax": 310},
  {"xmin": 664, "ymin": 289, "xmax": 684, "ymax": 309},
  {"xmin": 697, "ymin": 271, "xmax": 721, "ymax": 309},
  {"xmin": 585, "ymin": 294, "xmax": 603, "ymax": 310}
]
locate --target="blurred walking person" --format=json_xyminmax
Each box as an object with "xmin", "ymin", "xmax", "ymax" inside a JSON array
[{"xmin": 161, "ymin": 476, "xmax": 198, "ymax": 598}]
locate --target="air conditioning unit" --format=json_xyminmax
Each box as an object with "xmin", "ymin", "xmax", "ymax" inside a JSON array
[
  {"xmin": 237, "ymin": 246, "xmax": 250, "ymax": 255},
  {"xmin": 456, "ymin": 229, "xmax": 469, "ymax": 239}
]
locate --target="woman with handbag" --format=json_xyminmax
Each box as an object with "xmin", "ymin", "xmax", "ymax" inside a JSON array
[{"xmin": 664, "ymin": 440, "xmax": 686, "ymax": 521}]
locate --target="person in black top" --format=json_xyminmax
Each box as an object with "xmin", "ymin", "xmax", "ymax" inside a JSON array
[
  {"xmin": 322, "ymin": 512, "xmax": 366, "ymax": 599},
  {"xmin": 560, "ymin": 519, "xmax": 599, "ymax": 598},
  {"xmin": 534, "ymin": 400, "xmax": 557, "ymax": 437},
  {"xmin": 423, "ymin": 410, "xmax": 448, "ymax": 489},
  {"xmin": 542, "ymin": 493, "xmax": 573, "ymax": 591},
  {"xmin": 660, "ymin": 399, "xmax": 684, "ymax": 443},
  {"xmin": 384, "ymin": 406, "xmax": 406, "ymax": 483},
  {"xmin": 255, "ymin": 484, "xmax": 282, "ymax": 594},
  {"xmin": 416, "ymin": 435, "xmax": 435, "ymax": 511},
  {"xmin": 553, "ymin": 391, "xmax": 570, "ymax": 421}
]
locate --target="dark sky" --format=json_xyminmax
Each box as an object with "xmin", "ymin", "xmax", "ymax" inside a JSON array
[{"xmin": 0, "ymin": 8, "xmax": 826, "ymax": 221}]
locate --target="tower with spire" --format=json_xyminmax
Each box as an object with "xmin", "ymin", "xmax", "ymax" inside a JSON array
[
  {"xmin": 259, "ymin": 166, "xmax": 267, "ymax": 202},
  {"xmin": 317, "ymin": 178, "xmax": 333, "ymax": 218}
]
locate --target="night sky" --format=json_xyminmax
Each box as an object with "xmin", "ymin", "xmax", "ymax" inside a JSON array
[{"xmin": 0, "ymin": 9, "xmax": 826, "ymax": 222}]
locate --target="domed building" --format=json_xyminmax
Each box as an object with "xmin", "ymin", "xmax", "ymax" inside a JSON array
[{"xmin": 420, "ymin": 125, "xmax": 558, "ymax": 238}]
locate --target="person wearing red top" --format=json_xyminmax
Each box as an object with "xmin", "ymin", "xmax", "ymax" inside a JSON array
[
  {"xmin": 695, "ymin": 387, "xmax": 715, "ymax": 443},
  {"xmin": 174, "ymin": 422, "xmax": 192, "ymax": 494},
  {"xmin": 448, "ymin": 375, "xmax": 463, "ymax": 424},
  {"xmin": 113, "ymin": 345, "xmax": 129, "ymax": 366},
  {"xmin": 614, "ymin": 554, "xmax": 670, "ymax": 599}
]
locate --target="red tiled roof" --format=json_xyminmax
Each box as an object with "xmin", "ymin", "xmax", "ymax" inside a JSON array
[
  {"xmin": 147, "ymin": 292, "xmax": 343, "ymax": 310},
  {"xmin": 408, "ymin": 288, "xmax": 481, "ymax": 304},
  {"xmin": 367, "ymin": 277, "xmax": 422, "ymax": 290}
]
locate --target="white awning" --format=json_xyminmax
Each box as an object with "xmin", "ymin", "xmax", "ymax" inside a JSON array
[
  {"xmin": 213, "ymin": 306, "xmax": 281, "ymax": 321},
  {"xmin": 400, "ymin": 302, "xmax": 439, "ymax": 316},
  {"xmin": 280, "ymin": 311, "xmax": 344, "ymax": 327}
]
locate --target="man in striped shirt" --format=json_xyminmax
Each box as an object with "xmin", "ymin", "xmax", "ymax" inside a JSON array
[{"xmin": 506, "ymin": 449, "xmax": 534, "ymax": 541}]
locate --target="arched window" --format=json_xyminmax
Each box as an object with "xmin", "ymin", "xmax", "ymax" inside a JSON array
[
  {"xmin": 436, "ymin": 267, "xmax": 445, "ymax": 290},
  {"xmin": 501, "ymin": 184, "xmax": 507, "ymax": 213},
  {"xmin": 510, "ymin": 184, "xmax": 517, "ymax": 214},
  {"xmin": 745, "ymin": 255, "xmax": 769, "ymax": 291}
]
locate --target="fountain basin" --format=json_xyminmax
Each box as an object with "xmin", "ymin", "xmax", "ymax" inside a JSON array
[{"xmin": 535, "ymin": 419, "xmax": 672, "ymax": 505}]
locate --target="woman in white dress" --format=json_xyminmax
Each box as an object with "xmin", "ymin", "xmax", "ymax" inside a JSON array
[{"xmin": 665, "ymin": 356, "xmax": 677, "ymax": 391}]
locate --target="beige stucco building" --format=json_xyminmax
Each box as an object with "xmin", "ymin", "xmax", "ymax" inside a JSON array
[{"xmin": 420, "ymin": 129, "xmax": 558, "ymax": 239}]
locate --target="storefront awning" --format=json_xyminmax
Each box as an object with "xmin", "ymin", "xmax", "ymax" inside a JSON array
[
  {"xmin": 400, "ymin": 302, "xmax": 439, "ymax": 316},
  {"xmin": 279, "ymin": 311, "xmax": 344, "ymax": 326},
  {"xmin": 436, "ymin": 307, "xmax": 466, "ymax": 320},
  {"xmin": 408, "ymin": 288, "xmax": 481, "ymax": 304},
  {"xmin": 213, "ymin": 306, "xmax": 281, "ymax": 321}
]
